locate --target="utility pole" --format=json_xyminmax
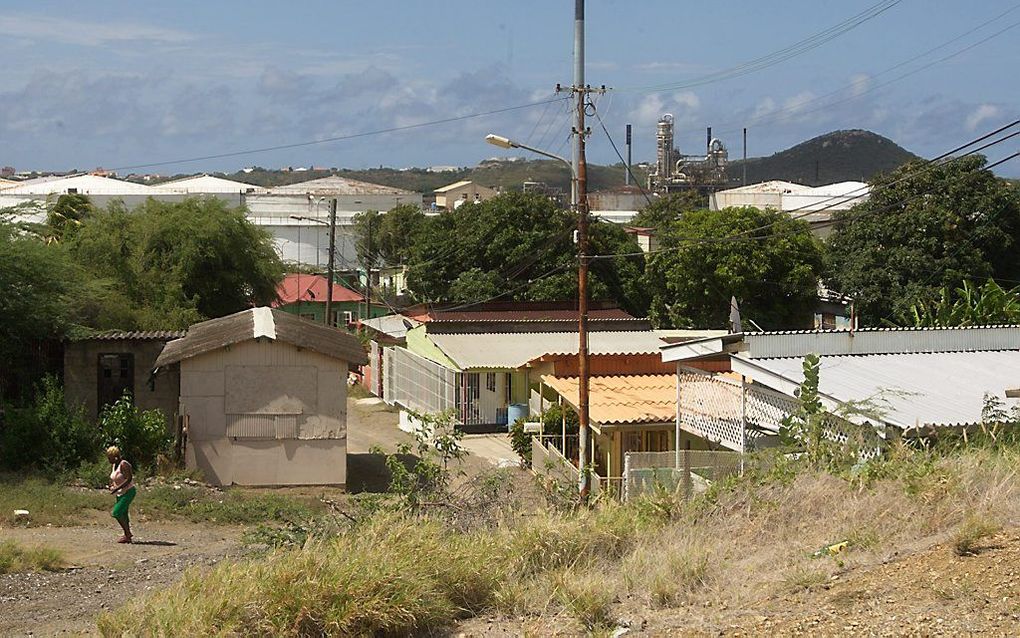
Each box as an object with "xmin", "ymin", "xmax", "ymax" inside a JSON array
[
  {"xmin": 364, "ymin": 213, "xmax": 372, "ymax": 324},
  {"xmin": 557, "ymin": 0, "xmax": 604, "ymax": 503},
  {"xmin": 325, "ymin": 198, "xmax": 337, "ymax": 326}
]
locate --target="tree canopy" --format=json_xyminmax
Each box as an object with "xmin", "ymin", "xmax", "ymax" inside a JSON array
[
  {"xmin": 66, "ymin": 197, "xmax": 284, "ymax": 328},
  {"xmin": 645, "ymin": 206, "xmax": 825, "ymax": 329},
  {"xmin": 352, "ymin": 204, "xmax": 427, "ymax": 267},
  {"xmin": 629, "ymin": 190, "xmax": 707, "ymax": 230},
  {"xmin": 401, "ymin": 192, "xmax": 649, "ymax": 316},
  {"xmin": 826, "ymin": 155, "xmax": 1020, "ymax": 324}
]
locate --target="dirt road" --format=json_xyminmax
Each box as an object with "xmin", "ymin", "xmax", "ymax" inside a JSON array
[{"xmin": 1, "ymin": 518, "xmax": 244, "ymax": 636}]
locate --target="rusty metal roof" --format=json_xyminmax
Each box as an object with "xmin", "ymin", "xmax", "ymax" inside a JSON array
[
  {"xmin": 154, "ymin": 307, "xmax": 367, "ymax": 368},
  {"xmin": 541, "ymin": 374, "xmax": 676, "ymax": 427},
  {"xmin": 72, "ymin": 330, "xmax": 187, "ymax": 342}
]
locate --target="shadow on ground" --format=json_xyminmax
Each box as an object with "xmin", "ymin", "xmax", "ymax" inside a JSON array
[{"xmin": 345, "ymin": 453, "xmax": 416, "ymax": 493}]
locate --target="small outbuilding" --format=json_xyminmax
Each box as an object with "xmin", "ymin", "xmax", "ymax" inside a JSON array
[
  {"xmin": 64, "ymin": 331, "xmax": 185, "ymax": 428},
  {"xmin": 154, "ymin": 307, "xmax": 367, "ymax": 487}
]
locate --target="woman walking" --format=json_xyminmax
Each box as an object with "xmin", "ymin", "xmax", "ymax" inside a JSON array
[{"xmin": 107, "ymin": 446, "xmax": 136, "ymax": 544}]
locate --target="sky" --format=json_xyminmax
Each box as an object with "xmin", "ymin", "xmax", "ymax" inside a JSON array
[{"xmin": 0, "ymin": 1, "xmax": 1017, "ymax": 176}]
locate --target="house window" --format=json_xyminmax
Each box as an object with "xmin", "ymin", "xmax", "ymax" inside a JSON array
[
  {"xmin": 505, "ymin": 372, "xmax": 512, "ymax": 403},
  {"xmin": 343, "ymin": 311, "xmax": 354, "ymax": 325},
  {"xmin": 98, "ymin": 353, "xmax": 134, "ymax": 410},
  {"xmin": 485, "ymin": 372, "xmax": 496, "ymax": 392}
]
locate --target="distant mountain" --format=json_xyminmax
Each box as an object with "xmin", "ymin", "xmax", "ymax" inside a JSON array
[{"xmin": 727, "ymin": 130, "xmax": 918, "ymax": 186}]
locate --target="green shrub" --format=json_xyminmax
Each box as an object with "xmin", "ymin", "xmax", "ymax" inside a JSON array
[
  {"xmin": 508, "ymin": 418, "xmax": 532, "ymax": 466},
  {"xmin": 0, "ymin": 376, "xmax": 100, "ymax": 473},
  {"xmin": 98, "ymin": 392, "xmax": 171, "ymax": 467},
  {"xmin": 542, "ymin": 403, "xmax": 578, "ymax": 435}
]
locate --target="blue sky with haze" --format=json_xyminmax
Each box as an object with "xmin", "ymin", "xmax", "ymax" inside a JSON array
[{"xmin": 1, "ymin": 1, "xmax": 1017, "ymax": 175}]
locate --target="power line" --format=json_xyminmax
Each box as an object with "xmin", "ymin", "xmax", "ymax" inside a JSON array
[
  {"xmin": 106, "ymin": 96, "xmax": 568, "ymax": 172},
  {"xmin": 620, "ymin": 0, "xmax": 902, "ymax": 93},
  {"xmin": 590, "ymin": 105, "xmax": 653, "ymax": 207},
  {"xmin": 718, "ymin": 15, "xmax": 1020, "ymax": 137}
]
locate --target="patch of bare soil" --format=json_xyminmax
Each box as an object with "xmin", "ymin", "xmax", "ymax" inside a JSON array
[{"xmin": 0, "ymin": 520, "xmax": 244, "ymax": 636}]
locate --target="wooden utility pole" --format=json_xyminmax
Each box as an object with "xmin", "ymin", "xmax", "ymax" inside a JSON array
[
  {"xmin": 324, "ymin": 198, "xmax": 337, "ymax": 326},
  {"xmin": 560, "ymin": 0, "xmax": 604, "ymax": 502}
]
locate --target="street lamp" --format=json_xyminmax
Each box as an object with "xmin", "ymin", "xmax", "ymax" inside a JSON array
[
  {"xmin": 485, "ymin": 130, "xmax": 591, "ymax": 501},
  {"xmin": 485, "ymin": 134, "xmax": 576, "ymax": 177}
]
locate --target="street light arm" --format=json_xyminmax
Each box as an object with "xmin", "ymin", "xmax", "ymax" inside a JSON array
[{"xmin": 485, "ymin": 133, "xmax": 576, "ymax": 178}]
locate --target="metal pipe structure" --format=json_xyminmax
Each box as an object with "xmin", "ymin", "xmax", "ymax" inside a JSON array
[{"xmin": 625, "ymin": 124, "xmax": 632, "ymax": 186}]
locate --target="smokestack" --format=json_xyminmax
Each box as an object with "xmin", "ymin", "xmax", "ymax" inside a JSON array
[
  {"xmin": 742, "ymin": 127, "xmax": 747, "ymax": 186},
  {"xmin": 625, "ymin": 124, "xmax": 632, "ymax": 186},
  {"xmin": 707, "ymin": 126, "xmax": 712, "ymax": 153}
]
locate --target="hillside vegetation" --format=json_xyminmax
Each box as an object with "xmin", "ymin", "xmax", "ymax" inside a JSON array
[
  {"xmin": 98, "ymin": 442, "xmax": 1020, "ymax": 636},
  {"xmin": 198, "ymin": 130, "xmax": 916, "ymax": 194},
  {"xmin": 728, "ymin": 129, "xmax": 918, "ymax": 186}
]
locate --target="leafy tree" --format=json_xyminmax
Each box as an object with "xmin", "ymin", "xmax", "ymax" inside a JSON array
[
  {"xmin": 645, "ymin": 206, "xmax": 824, "ymax": 329},
  {"xmin": 908, "ymin": 279, "xmax": 1020, "ymax": 327},
  {"xmin": 66, "ymin": 198, "xmax": 284, "ymax": 328},
  {"xmin": 405, "ymin": 192, "xmax": 648, "ymax": 316},
  {"xmin": 629, "ymin": 190, "xmax": 707, "ymax": 229},
  {"xmin": 353, "ymin": 204, "xmax": 427, "ymax": 267},
  {"xmin": 827, "ymin": 155, "xmax": 1020, "ymax": 324},
  {"xmin": 46, "ymin": 193, "xmax": 96, "ymax": 243}
]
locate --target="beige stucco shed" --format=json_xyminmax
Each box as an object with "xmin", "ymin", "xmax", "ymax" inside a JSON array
[{"xmin": 154, "ymin": 307, "xmax": 368, "ymax": 487}]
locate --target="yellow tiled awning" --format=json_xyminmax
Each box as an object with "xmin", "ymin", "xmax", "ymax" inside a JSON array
[{"xmin": 541, "ymin": 374, "xmax": 676, "ymax": 427}]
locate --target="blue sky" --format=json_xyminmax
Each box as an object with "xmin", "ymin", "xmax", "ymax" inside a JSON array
[{"xmin": 1, "ymin": 1, "xmax": 1017, "ymax": 175}]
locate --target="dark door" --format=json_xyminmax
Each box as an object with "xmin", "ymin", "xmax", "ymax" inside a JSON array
[{"xmin": 98, "ymin": 353, "xmax": 134, "ymax": 410}]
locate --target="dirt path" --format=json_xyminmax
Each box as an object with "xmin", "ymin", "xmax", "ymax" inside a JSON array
[{"xmin": 0, "ymin": 518, "xmax": 244, "ymax": 636}]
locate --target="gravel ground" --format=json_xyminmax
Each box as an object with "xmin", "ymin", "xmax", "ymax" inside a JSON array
[{"xmin": 0, "ymin": 521, "xmax": 244, "ymax": 636}]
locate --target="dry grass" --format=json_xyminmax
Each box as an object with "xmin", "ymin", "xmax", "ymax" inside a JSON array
[
  {"xmin": 952, "ymin": 512, "xmax": 1002, "ymax": 556},
  {"xmin": 0, "ymin": 541, "xmax": 66, "ymax": 574},
  {"xmin": 97, "ymin": 444, "xmax": 1020, "ymax": 636}
]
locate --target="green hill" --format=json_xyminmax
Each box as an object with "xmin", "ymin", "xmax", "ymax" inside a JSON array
[{"xmin": 727, "ymin": 129, "xmax": 918, "ymax": 186}]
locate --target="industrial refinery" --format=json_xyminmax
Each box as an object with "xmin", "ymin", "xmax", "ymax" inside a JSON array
[{"xmin": 647, "ymin": 114, "xmax": 730, "ymax": 194}]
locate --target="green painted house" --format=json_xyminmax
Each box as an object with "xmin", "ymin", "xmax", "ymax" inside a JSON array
[{"xmin": 274, "ymin": 273, "xmax": 385, "ymax": 327}]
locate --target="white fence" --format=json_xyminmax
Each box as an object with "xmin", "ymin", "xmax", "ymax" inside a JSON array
[
  {"xmin": 383, "ymin": 346, "xmax": 510, "ymax": 427},
  {"xmin": 623, "ymin": 449, "xmax": 745, "ymax": 501},
  {"xmin": 384, "ymin": 346, "xmax": 459, "ymax": 416},
  {"xmin": 679, "ymin": 367, "xmax": 799, "ymax": 452}
]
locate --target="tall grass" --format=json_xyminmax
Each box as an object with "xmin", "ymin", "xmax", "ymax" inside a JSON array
[
  {"xmin": 98, "ymin": 444, "xmax": 1020, "ymax": 636},
  {"xmin": 0, "ymin": 541, "xmax": 66, "ymax": 574}
]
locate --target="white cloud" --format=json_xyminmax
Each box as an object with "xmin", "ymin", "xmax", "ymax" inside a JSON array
[
  {"xmin": 0, "ymin": 14, "xmax": 194, "ymax": 47},
  {"xmin": 965, "ymin": 104, "xmax": 1001, "ymax": 132},
  {"xmin": 849, "ymin": 73, "xmax": 871, "ymax": 98}
]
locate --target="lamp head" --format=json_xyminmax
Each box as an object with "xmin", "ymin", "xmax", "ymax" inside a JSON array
[{"xmin": 485, "ymin": 134, "xmax": 515, "ymax": 149}]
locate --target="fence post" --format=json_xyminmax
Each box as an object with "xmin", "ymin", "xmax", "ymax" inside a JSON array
[
  {"xmin": 623, "ymin": 452, "xmax": 630, "ymax": 501},
  {"xmin": 683, "ymin": 446, "xmax": 692, "ymax": 501},
  {"xmin": 740, "ymin": 374, "xmax": 747, "ymax": 475}
]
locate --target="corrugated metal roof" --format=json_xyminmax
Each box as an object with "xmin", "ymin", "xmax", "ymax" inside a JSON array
[
  {"xmin": 362, "ymin": 314, "xmax": 419, "ymax": 339},
  {"xmin": 428, "ymin": 331, "xmax": 672, "ymax": 369},
  {"xmin": 542, "ymin": 374, "xmax": 675, "ymax": 426},
  {"xmin": 72, "ymin": 330, "xmax": 187, "ymax": 342},
  {"xmin": 0, "ymin": 174, "xmax": 162, "ymax": 195},
  {"xmin": 152, "ymin": 174, "xmax": 263, "ymax": 194},
  {"xmin": 732, "ymin": 350, "xmax": 1020, "ymax": 429},
  {"xmin": 433, "ymin": 180, "xmax": 474, "ymax": 193},
  {"xmin": 744, "ymin": 326, "xmax": 1020, "ymax": 359},
  {"xmin": 268, "ymin": 176, "xmax": 414, "ymax": 196},
  {"xmin": 155, "ymin": 307, "xmax": 366, "ymax": 368},
  {"xmin": 273, "ymin": 273, "xmax": 363, "ymax": 305}
]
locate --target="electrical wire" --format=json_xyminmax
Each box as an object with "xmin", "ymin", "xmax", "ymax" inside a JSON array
[
  {"xmin": 620, "ymin": 0, "xmax": 902, "ymax": 93},
  {"xmin": 717, "ymin": 16, "xmax": 1020, "ymax": 138},
  {"xmin": 590, "ymin": 104, "xmax": 654, "ymax": 206}
]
